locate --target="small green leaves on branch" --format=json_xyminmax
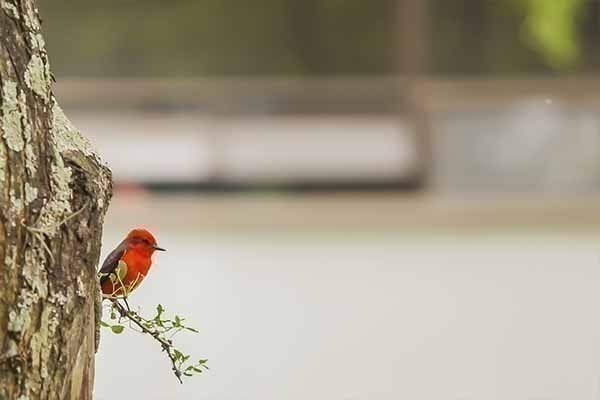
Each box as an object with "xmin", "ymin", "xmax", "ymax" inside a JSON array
[
  {"xmin": 102, "ymin": 299, "xmax": 209, "ymax": 383},
  {"xmin": 99, "ymin": 319, "xmax": 125, "ymax": 334},
  {"xmin": 150, "ymin": 304, "xmax": 200, "ymax": 335}
]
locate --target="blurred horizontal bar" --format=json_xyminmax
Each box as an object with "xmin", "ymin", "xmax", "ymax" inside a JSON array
[
  {"xmin": 69, "ymin": 113, "xmax": 418, "ymax": 186},
  {"xmin": 54, "ymin": 77, "xmax": 405, "ymax": 115},
  {"xmin": 54, "ymin": 77, "xmax": 600, "ymax": 115},
  {"xmin": 57, "ymin": 78, "xmax": 600, "ymax": 193},
  {"xmin": 105, "ymin": 192, "xmax": 600, "ymax": 233},
  {"xmin": 415, "ymin": 78, "xmax": 600, "ymax": 112}
]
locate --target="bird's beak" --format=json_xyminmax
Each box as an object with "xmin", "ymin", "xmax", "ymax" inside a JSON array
[{"xmin": 153, "ymin": 245, "xmax": 166, "ymax": 252}]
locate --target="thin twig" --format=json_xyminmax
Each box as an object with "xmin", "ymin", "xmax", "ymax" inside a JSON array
[
  {"xmin": 21, "ymin": 201, "xmax": 90, "ymax": 263},
  {"xmin": 24, "ymin": 201, "xmax": 89, "ymax": 234},
  {"xmin": 109, "ymin": 299, "xmax": 184, "ymax": 383}
]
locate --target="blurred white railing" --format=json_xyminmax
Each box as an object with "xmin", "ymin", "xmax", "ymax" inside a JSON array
[{"xmin": 56, "ymin": 78, "xmax": 600, "ymax": 192}]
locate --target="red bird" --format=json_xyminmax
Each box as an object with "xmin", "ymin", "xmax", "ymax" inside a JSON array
[{"xmin": 99, "ymin": 228, "xmax": 165, "ymax": 298}]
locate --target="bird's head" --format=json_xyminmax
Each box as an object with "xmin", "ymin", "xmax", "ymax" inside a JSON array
[{"xmin": 125, "ymin": 228, "xmax": 166, "ymax": 255}]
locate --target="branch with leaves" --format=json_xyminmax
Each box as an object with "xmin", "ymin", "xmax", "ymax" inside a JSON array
[{"xmin": 102, "ymin": 299, "xmax": 208, "ymax": 383}]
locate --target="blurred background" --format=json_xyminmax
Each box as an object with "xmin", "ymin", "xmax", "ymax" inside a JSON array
[{"xmin": 40, "ymin": 1, "xmax": 600, "ymax": 399}]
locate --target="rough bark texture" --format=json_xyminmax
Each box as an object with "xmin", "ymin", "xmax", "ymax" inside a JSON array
[{"xmin": 0, "ymin": 1, "xmax": 112, "ymax": 399}]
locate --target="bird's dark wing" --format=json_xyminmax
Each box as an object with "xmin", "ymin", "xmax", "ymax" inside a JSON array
[{"xmin": 98, "ymin": 241, "xmax": 127, "ymax": 285}]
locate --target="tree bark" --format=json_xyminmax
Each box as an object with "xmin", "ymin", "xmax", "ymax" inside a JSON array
[{"xmin": 0, "ymin": 1, "xmax": 112, "ymax": 399}]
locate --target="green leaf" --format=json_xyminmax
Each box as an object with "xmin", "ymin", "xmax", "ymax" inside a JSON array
[
  {"xmin": 111, "ymin": 325, "xmax": 125, "ymax": 334},
  {"xmin": 100, "ymin": 320, "xmax": 110, "ymax": 328},
  {"xmin": 517, "ymin": 0, "xmax": 585, "ymax": 68},
  {"xmin": 173, "ymin": 349, "xmax": 184, "ymax": 360}
]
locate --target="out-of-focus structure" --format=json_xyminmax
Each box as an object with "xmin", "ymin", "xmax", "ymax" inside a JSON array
[
  {"xmin": 41, "ymin": 0, "xmax": 600, "ymax": 194},
  {"xmin": 54, "ymin": 77, "xmax": 600, "ymax": 195},
  {"xmin": 39, "ymin": 3, "xmax": 600, "ymax": 400}
]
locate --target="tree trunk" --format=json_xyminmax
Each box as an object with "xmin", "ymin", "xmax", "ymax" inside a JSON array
[{"xmin": 0, "ymin": 1, "xmax": 112, "ymax": 399}]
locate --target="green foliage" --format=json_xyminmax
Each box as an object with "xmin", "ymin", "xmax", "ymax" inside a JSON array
[
  {"xmin": 102, "ymin": 300, "xmax": 208, "ymax": 382},
  {"xmin": 515, "ymin": 0, "xmax": 586, "ymax": 69},
  {"xmin": 110, "ymin": 324, "xmax": 125, "ymax": 334},
  {"xmin": 140, "ymin": 304, "xmax": 202, "ymax": 337},
  {"xmin": 38, "ymin": 0, "xmax": 394, "ymax": 77},
  {"xmin": 39, "ymin": 0, "xmax": 596, "ymax": 77}
]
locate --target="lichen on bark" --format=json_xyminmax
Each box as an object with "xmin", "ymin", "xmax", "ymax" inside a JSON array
[
  {"xmin": 0, "ymin": 1, "xmax": 113, "ymax": 399},
  {"xmin": 1, "ymin": 80, "xmax": 26, "ymax": 152},
  {"xmin": 24, "ymin": 54, "xmax": 50, "ymax": 102}
]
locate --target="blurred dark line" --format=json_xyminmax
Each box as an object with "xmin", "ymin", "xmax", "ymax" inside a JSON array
[{"xmin": 136, "ymin": 178, "xmax": 423, "ymax": 194}]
